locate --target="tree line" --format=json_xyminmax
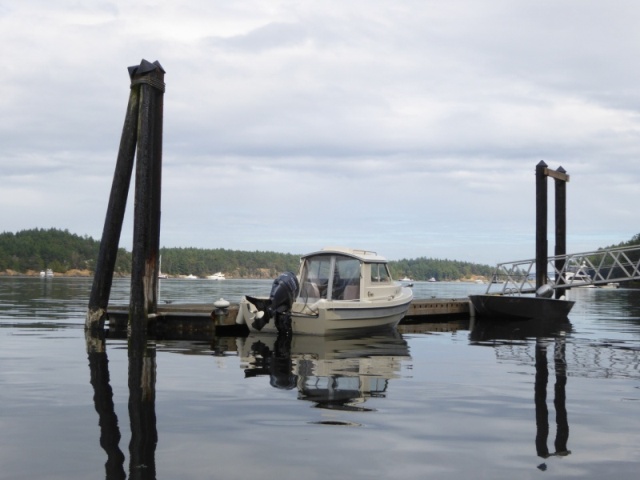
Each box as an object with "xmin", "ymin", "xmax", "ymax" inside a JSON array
[{"xmin": 8, "ymin": 227, "xmax": 633, "ymax": 281}]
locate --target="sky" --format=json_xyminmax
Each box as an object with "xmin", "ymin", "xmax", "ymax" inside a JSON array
[{"xmin": 1, "ymin": 1, "xmax": 639, "ymax": 265}]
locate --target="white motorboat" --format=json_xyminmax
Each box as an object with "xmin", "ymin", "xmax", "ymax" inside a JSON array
[
  {"xmin": 206, "ymin": 272, "xmax": 226, "ymax": 280},
  {"xmin": 237, "ymin": 247, "xmax": 413, "ymax": 335},
  {"xmin": 562, "ymin": 261, "xmax": 594, "ymax": 288},
  {"xmin": 39, "ymin": 269, "xmax": 54, "ymax": 278}
]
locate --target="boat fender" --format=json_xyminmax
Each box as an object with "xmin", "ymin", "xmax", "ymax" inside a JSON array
[
  {"xmin": 235, "ymin": 300, "xmax": 245, "ymax": 324},
  {"xmin": 536, "ymin": 284, "xmax": 554, "ymax": 298}
]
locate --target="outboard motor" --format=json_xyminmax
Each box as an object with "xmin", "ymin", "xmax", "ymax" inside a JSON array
[{"xmin": 245, "ymin": 271, "xmax": 299, "ymax": 336}]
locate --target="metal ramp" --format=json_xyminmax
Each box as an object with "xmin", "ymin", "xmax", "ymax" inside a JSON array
[{"xmin": 484, "ymin": 245, "xmax": 640, "ymax": 295}]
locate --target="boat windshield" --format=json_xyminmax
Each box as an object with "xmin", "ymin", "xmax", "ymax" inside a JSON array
[
  {"xmin": 298, "ymin": 254, "xmax": 361, "ymax": 301},
  {"xmin": 370, "ymin": 263, "xmax": 391, "ymax": 283}
]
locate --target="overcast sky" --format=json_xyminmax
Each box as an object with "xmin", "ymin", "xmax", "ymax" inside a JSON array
[{"xmin": 1, "ymin": 1, "xmax": 639, "ymax": 265}]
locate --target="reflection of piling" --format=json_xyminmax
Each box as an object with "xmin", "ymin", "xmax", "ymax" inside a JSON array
[
  {"xmin": 86, "ymin": 330, "xmax": 126, "ymax": 479},
  {"xmin": 128, "ymin": 336, "xmax": 158, "ymax": 479},
  {"xmin": 535, "ymin": 337, "xmax": 570, "ymax": 464},
  {"xmin": 86, "ymin": 59, "xmax": 165, "ymax": 332}
]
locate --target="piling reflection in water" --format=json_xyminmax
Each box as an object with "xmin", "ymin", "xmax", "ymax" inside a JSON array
[
  {"xmin": 86, "ymin": 330, "xmax": 126, "ymax": 480},
  {"xmin": 86, "ymin": 318, "xmax": 158, "ymax": 480},
  {"xmin": 241, "ymin": 330, "xmax": 410, "ymax": 413},
  {"xmin": 470, "ymin": 316, "xmax": 571, "ymax": 470},
  {"xmin": 127, "ymin": 327, "xmax": 157, "ymax": 480}
]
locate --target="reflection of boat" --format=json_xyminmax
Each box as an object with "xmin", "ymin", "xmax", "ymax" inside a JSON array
[
  {"xmin": 238, "ymin": 247, "xmax": 413, "ymax": 335},
  {"xmin": 240, "ymin": 330, "xmax": 410, "ymax": 411},
  {"xmin": 469, "ymin": 293, "xmax": 574, "ymax": 320},
  {"xmin": 206, "ymin": 272, "xmax": 226, "ymax": 280},
  {"xmin": 469, "ymin": 315, "xmax": 572, "ymax": 343}
]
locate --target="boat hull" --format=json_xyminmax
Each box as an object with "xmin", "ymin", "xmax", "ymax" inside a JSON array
[
  {"xmin": 238, "ymin": 290, "xmax": 413, "ymax": 335},
  {"xmin": 469, "ymin": 294, "xmax": 575, "ymax": 320}
]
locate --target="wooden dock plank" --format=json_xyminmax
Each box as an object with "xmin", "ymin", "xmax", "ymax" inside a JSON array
[{"xmin": 106, "ymin": 298, "xmax": 471, "ymax": 338}]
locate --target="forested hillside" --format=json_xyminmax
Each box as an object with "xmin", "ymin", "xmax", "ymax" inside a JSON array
[
  {"xmin": 0, "ymin": 228, "xmax": 130, "ymax": 274},
  {"xmin": 0, "ymin": 227, "xmax": 592, "ymax": 280}
]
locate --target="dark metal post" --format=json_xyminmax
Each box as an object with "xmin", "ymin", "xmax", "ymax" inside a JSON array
[
  {"xmin": 536, "ymin": 161, "xmax": 548, "ymax": 290},
  {"xmin": 86, "ymin": 80, "xmax": 141, "ymax": 330},
  {"xmin": 129, "ymin": 60, "xmax": 165, "ymax": 329},
  {"xmin": 554, "ymin": 167, "xmax": 568, "ymax": 299}
]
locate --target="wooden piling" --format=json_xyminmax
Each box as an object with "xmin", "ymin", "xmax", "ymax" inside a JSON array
[
  {"xmin": 129, "ymin": 60, "xmax": 165, "ymax": 329},
  {"xmin": 554, "ymin": 166, "xmax": 569, "ymax": 299},
  {"xmin": 535, "ymin": 161, "xmax": 570, "ymax": 295},
  {"xmin": 86, "ymin": 78, "xmax": 141, "ymax": 330},
  {"xmin": 86, "ymin": 59, "xmax": 165, "ymax": 333},
  {"xmin": 535, "ymin": 161, "xmax": 548, "ymax": 290}
]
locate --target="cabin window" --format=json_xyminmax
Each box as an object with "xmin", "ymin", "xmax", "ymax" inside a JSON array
[
  {"xmin": 299, "ymin": 255, "xmax": 332, "ymax": 299},
  {"xmin": 298, "ymin": 254, "xmax": 362, "ymax": 301},
  {"xmin": 331, "ymin": 257, "xmax": 361, "ymax": 300},
  {"xmin": 370, "ymin": 263, "xmax": 391, "ymax": 283}
]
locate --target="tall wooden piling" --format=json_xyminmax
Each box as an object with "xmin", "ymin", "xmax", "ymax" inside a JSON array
[
  {"xmin": 535, "ymin": 161, "xmax": 548, "ymax": 290},
  {"xmin": 554, "ymin": 167, "xmax": 569, "ymax": 299},
  {"xmin": 535, "ymin": 161, "xmax": 569, "ymax": 294},
  {"xmin": 86, "ymin": 78, "xmax": 141, "ymax": 330},
  {"xmin": 86, "ymin": 60, "xmax": 165, "ymax": 332},
  {"xmin": 129, "ymin": 61, "xmax": 165, "ymax": 327}
]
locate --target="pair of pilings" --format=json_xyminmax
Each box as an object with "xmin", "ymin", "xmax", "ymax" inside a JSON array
[
  {"xmin": 535, "ymin": 161, "xmax": 570, "ymax": 299},
  {"xmin": 86, "ymin": 60, "xmax": 165, "ymax": 334}
]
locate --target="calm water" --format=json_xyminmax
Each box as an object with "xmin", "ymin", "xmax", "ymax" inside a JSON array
[{"xmin": 1, "ymin": 277, "xmax": 639, "ymax": 479}]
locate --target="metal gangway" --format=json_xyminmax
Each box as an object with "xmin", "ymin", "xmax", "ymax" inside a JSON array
[{"xmin": 484, "ymin": 245, "xmax": 640, "ymax": 295}]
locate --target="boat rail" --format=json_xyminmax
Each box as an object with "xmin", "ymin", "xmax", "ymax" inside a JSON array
[{"xmin": 484, "ymin": 245, "xmax": 640, "ymax": 295}]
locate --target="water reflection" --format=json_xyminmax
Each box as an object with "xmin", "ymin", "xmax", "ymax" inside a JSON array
[
  {"xmin": 86, "ymin": 331, "xmax": 126, "ymax": 479},
  {"xmin": 240, "ymin": 330, "xmax": 410, "ymax": 413},
  {"xmin": 470, "ymin": 317, "xmax": 572, "ymax": 470},
  {"xmin": 86, "ymin": 327, "xmax": 158, "ymax": 480}
]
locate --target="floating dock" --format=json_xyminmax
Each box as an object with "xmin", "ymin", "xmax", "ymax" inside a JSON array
[{"xmin": 106, "ymin": 298, "xmax": 470, "ymax": 338}]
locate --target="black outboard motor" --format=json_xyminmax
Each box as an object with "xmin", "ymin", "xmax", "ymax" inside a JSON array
[{"xmin": 245, "ymin": 271, "xmax": 299, "ymax": 336}]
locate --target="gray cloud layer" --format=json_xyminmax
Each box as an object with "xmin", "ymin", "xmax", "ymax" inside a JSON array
[{"xmin": 1, "ymin": 1, "xmax": 639, "ymax": 264}]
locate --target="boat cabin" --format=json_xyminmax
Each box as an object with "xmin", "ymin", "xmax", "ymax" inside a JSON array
[{"xmin": 297, "ymin": 247, "xmax": 397, "ymax": 302}]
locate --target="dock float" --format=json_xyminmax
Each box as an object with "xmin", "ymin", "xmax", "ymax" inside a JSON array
[{"xmin": 106, "ymin": 298, "xmax": 470, "ymax": 338}]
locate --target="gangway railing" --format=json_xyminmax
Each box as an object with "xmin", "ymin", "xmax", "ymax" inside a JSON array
[{"xmin": 484, "ymin": 245, "xmax": 640, "ymax": 295}]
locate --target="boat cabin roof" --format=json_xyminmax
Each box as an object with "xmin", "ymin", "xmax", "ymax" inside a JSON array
[{"xmin": 302, "ymin": 247, "xmax": 388, "ymax": 263}]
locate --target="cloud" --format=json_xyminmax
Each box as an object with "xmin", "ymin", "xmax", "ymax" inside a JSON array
[{"xmin": 1, "ymin": 1, "xmax": 639, "ymax": 264}]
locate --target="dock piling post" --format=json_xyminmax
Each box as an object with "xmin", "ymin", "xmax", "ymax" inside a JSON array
[
  {"xmin": 554, "ymin": 167, "xmax": 568, "ymax": 299},
  {"xmin": 129, "ymin": 60, "xmax": 165, "ymax": 331},
  {"xmin": 535, "ymin": 161, "xmax": 548, "ymax": 291},
  {"xmin": 86, "ymin": 59, "xmax": 165, "ymax": 333},
  {"xmin": 86, "ymin": 77, "xmax": 141, "ymax": 330}
]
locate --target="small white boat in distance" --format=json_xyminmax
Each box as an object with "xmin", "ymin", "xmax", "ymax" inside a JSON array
[
  {"xmin": 238, "ymin": 247, "xmax": 413, "ymax": 335},
  {"xmin": 562, "ymin": 262, "xmax": 594, "ymax": 288},
  {"xmin": 39, "ymin": 269, "xmax": 54, "ymax": 278},
  {"xmin": 207, "ymin": 272, "xmax": 226, "ymax": 280}
]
